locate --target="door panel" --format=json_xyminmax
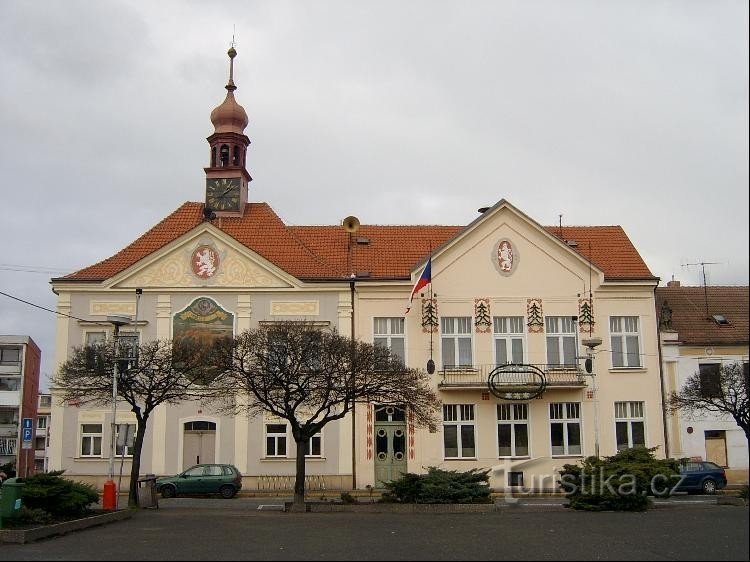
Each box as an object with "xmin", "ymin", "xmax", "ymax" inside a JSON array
[
  {"xmin": 373, "ymin": 424, "xmax": 408, "ymax": 486},
  {"xmin": 705, "ymin": 432, "xmax": 728, "ymax": 467}
]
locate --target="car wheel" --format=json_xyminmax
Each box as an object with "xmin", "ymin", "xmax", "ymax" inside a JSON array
[
  {"xmin": 219, "ymin": 485, "xmax": 236, "ymax": 499},
  {"xmin": 161, "ymin": 485, "xmax": 177, "ymax": 499},
  {"xmin": 702, "ymin": 479, "xmax": 717, "ymax": 495}
]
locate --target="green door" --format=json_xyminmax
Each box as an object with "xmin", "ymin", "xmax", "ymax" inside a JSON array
[{"xmin": 374, "ymin": 405, "xmax": 408, "ymax": 487}]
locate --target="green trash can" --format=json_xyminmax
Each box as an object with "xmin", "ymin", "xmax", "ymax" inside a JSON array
[{"xmin": 0, "ymin": 477, "xmax": 25, "ymax": 523}]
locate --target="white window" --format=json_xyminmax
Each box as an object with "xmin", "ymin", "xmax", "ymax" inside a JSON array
[
  {"xmin": 441, "ymin": 317, "xmax": 473, "ymax": 368},
  {"xmin": 115, "ymin": 423, "xmax": 136, "ymax": 457},
  {"xmin": 85, "ymin": 331, "xmax": 106, "ymax": 346},
  {"xmin": 545, "ymin": 316, "xmax": 577, "ymax": 366},
  {"xmin": 549, "ymin": 402, "xmax": 582, "ymax": 456},
  {"xmin": 443, "ymin": 404, "xmax": 476, "ymax": 458},
  {"xmin": 80, "ymin": 424, "xmax": 103, "ymax": 457},
  {"xmin": 615, "ymin": 401, "xmax": 646, "ymax": 450},
  {"xmin": 304, "ymin": 432, "xmax": 322, "ymax": 457},
  {"xmin": 493, "ymin": 317, "xmax": 525, "ymax": 365},
  {"xmin": 610, "ymin": 316, "xmax": 641, "ymax": 368},
  {"xmin": 497, "ymin": 403, "xmax": 529, "ymax": 457},
  {"xmin": 37, "ymin": 416, "xmax": 47, "ymax": 430},
  {"xmin": 265, "ymin": 424, "xmax": 288, "ymax": 457},
  {"xmin": 374, "ymin": 317, "xmax": 406, "ymax": 365}
]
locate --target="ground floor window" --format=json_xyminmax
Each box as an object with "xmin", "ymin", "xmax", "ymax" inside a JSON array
[
  {"xmin": 304, "ymin": 432, "xmax": 322, "ymax": 457},
  {"xmin": 443, "ymin": 404, "xmax": 476, "ymax": 458},
  {"xmin": 497, "ymin": 403, "xmax": 529, "ymax": 457},
  {"xmin": 265, "ymin": 424, "xmax": 288, "ymax": 457},
  {"xmin": 614, "ymin": 401, "xmax": 645, "ymax": 450},
  {"xmin": 549, "ymin": 402, "xmax": 581, "ymax": 456},
  {"xmin": 80, "ymin": 424, "xmax": 103, "ymax": 457}
]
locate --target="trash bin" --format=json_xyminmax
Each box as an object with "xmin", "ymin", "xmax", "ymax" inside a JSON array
[
  {"xmin": 0, "ymin": 477, "xmax": 25, "ymax": 526},
  {"xmin": 137, "ymin": 474, "xmax": 159, "ymax": 509}
]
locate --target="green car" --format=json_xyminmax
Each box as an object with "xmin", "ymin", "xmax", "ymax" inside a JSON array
[{"xmin": 156, "ymin": 464, "xmax": 243, "ymax": 499}]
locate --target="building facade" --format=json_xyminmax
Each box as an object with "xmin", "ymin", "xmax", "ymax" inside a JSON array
[
  {"xmin": 35, "ymin": 393, "xmax": 52, "ymax": 472},
  {"xmin": 49, "ymin": 49, "xmax": 666, "ymax": 492},
  {"xmin": 657, "ymin": 282, "xmax": 749, "ymax": 484},
  {"xmin": 0, "ymin": 335, "xmax": 41, "ymax": 477}
]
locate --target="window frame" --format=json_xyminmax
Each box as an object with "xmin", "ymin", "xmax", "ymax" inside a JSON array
[
  {"xmin": 115, "ymin": 423, "xmax": 136, "ymax": 457},
  {"xmin": 440, "ymin": 317, "xmax": 474, "ymax": 369},
  {"xmin": 80, "ymin": 423, "xmax": 103, "ymax": 458},
  {"xmin": 265, "ymin": 423, "xmax": 289, "ymax": 458},
  {"xmin": 545, "ymin": 316, "xmax": 578, "ymax": 367},
  {"xmin": 698, "ymin": 363, "xmax": 722, "ymax": 398},
  {"xmin": 493, "ymin": 316, "xmax": 526, "ymax": 365},
  {"xmin": 614, "ymin": 401, "xmax": 646, "ymax": 451},
  {"xmin": 549, "ymin": 402, "xmax": 582, "ymax": 457},
  {"xmin": 609, "ymin": 316, "xmax": 642, "ymax": 369},
  {"xmin": 373, "ymin": 317, "xmax": 406, "ymax": 366},
  {"xmin": 442, "ymin": 403, "xmax": 477, "ymax": 459},
  {"xmin": 496, "ymin": 403, "xmax": 530, "ymax": 458},
  {"xmin": 303, "ymin": 431, "xmax": 323, "ymax": 458}
]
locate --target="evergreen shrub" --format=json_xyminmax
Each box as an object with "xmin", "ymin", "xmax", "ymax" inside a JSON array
[
  {"xmin": 380, "ymin": 467, "xmax": 492, "ymax": 504},
  {"xmin": 20, "ymin": 471, "xmax": 100, "ymax": 517}
]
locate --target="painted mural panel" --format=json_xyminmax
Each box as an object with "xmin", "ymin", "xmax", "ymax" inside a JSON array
[{"xmin": 173, "ymin": 297, "xmax": 234, "ymax": 347}]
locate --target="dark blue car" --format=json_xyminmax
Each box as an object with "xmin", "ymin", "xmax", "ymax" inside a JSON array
[{"xmin": 674, "ymin": 461, "xmax": 727, "ymax": 494}]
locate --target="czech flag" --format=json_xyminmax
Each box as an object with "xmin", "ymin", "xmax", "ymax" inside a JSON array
[{"xmin": 405, "ymin": 257, "xmax": 432, "ymax": 314}]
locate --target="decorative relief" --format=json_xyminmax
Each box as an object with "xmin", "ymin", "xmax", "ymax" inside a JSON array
[
  {"xmin": 90, "ymin": 302, "xmax": 136, "ymax": 316},
  {"xmin": 578, "ymin": 298, "xmax": 594, "ymax": 333},
  {"xmin": 408, "ymin": 409, "xmax": 415, "ymax": 461},
  {"xmin": 366, "ymin": 405, "xmax": 373, "ymax": 461},
  {"xmin": 191, "ymin": 244, "xmax": 220, "ymax": 279},
  {"xmin": 474, "ymin": 298, "xmax": 491, "ymax": 333},
  {"xmin": 421, "ymin": 298, "xmax": 438, "ymax": 333},
  {"xmin": 527, "ymin": 298, "xmax": 544, "ymax": 333},
  {"xmin": 493, "ymin": 238, "xmax": 519, "ymax": 276},
  {"xmin": 270, "ymin": 301, "xmax": 320, "ymax": 316}
]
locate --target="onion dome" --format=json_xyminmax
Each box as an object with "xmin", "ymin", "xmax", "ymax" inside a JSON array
[{"xmin": 210, "ymin": 47, "xmax": 249, "ymax": 134}]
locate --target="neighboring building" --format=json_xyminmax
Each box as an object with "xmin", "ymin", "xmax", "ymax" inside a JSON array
[
  {"xmin": 49, "ymin": 48, "xmax": 665, "ymax": 491},
  {"xmin": 657, "ymin": 282, "xmax": 749, "ymax": 484},
  {"xmin": 0, "ymin": 335, "xmax": 41, "ymax": 477},
  {"xmin": 35, "ymin": 393, "xmax": 52, "ymax": 472}
]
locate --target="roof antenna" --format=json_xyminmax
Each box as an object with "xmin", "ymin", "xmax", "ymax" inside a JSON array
[
  {"xmin": 558, "ymin": 214, "xmax": 563, "ymax": 240},
  {"xmin": 683, "ymin": 260, "xmax": 720, "ymax": 318}
]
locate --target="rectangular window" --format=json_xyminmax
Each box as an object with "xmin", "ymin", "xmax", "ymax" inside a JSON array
[
  {"xmin": 699, "ymin": 364, "xmax": 722, "ymax": 398},
  {"xmin": 614, "ymin": 401, "xmax": 646, "ymax": 451},
  {"xmin": 545, "ymin": 316, "xmax": 577, "ymax": 366},
  {"xmin": 37, "ymin": 416, "xmax": 47, "ymax": 430},
  {"xmin": 549, "ymin": 402, "xmax": 582, "ymax": 456},
  {"xmin": 497, "ymin": 403, "xmax": 529, "ymax": 457},
  {"xmin": 493, "ymin": 317, "xmax": 525, "ymax": 365},
  {"xmin": 304, "ymin": 432, "xmax": 322, "ymax": 457},
  {"xmin": 40, "ymin": 395, "xmax": 52, "ymax": 408},
  {"xmin": 0, "ymin": 347, "xmax": 21, "ymax": 365},
  {"xmin": 610, "ymin": 316, "xmax": 641, "ymax": 368},
  {"xmin": 443, "ymin": 404, "xmax": 476, "ymax": 458},
  {"xmin": 0, "ymin": 377, "xmax": 21, "ymax": 392},
  {"xmin": 265, "ymin": 424, "xmax": 288, "ymax": 457},
  {"xmin": 85, "ymin": 332, "xmax": 106, "ymax": 346},
  {"xmin": 441, "ymin": 317, "xmax": 473, "ymax": 368},
  {"xmin": 374, "ymin": 317, "xmax": 406, "ymax": 365},
  {"xmin": 80, "ymin": 424, "xmax": 103, "ymax": 457}
]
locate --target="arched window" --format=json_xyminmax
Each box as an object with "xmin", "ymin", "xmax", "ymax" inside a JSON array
[
  {"xmin": 211, "ymin": 146, "xmax": 217, "ymax": 167},
  {"xmin": 219, "ymin": 145, "xmax": 229, "ymax": 167},
  {"xmin": 233, "ymin": 145, "xmax": 240, "ymax": 166}
]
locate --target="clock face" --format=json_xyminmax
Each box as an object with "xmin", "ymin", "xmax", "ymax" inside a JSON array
[{"xmin": 206, "ymin": 178, "xmax": 241, "ymax": 211}]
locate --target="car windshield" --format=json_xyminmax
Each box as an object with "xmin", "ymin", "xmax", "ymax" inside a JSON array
[{"xmin": 703, "ymin": 462, "xmax": 722, "ymax": 470}]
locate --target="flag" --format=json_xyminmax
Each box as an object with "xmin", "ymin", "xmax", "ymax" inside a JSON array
[{"xmin": 405, "ymin": 257, "xmax": 431, "ymax": 314}]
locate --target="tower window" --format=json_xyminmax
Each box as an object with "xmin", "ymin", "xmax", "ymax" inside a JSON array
[
  {"xmin": 220, "ymin": 145, "xmax": 229, "ymax": 167},
  {"xmin": 211, "ymin": 147, "xmax": 217, "ymax": 167},
  {"xmin": 233, "ymin": 145, "xmax": 240, "ymax": 166}
]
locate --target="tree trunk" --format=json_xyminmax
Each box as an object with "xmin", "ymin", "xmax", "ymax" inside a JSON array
[
  {"xmin": 128, "ymin": 415, "xmax": 149, "ymax": 507},
  {"xmin": 293, "ymin": 438, "xmax": 306, "ymax": 505}
]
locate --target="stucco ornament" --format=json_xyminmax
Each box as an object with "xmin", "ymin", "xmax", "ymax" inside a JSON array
[
  {"xmin": 493, "ymin": 238, "xmax": 518, "ymax": 276},
  {"xmin": 191, "ymin": 244, "xmax": 220, "ymax": 279}
]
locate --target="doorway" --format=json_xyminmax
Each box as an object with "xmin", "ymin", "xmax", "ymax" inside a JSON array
[
  {"xmin": 183, "ymin": 421, "xmax": 216, "ymax": 468},
  {"xmin": 704, "ymin": 430, "xmax": 728, "ymax": 467},
  {"xmin": 373, "ymin": 405, "xmax": 407, "ymax": 486}
]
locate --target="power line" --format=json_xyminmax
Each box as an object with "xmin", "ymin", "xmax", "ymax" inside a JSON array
[
  {"xmin": 0, "ymin": 289, "xmax": 110, "ymax": 326},
  {"xmin": 0, "ymin": 264, "xmax": 71, "ymax": 274}
]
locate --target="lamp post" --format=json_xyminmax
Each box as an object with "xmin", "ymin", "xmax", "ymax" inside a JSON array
[
  {"xmin": 103, "ymin": 315, "xmax": 131, "ymax": 511},
  {"xmin": 349, "ymin": 273, "xmax": 356, "ymax": 491},
  {"xmin": 582, "ymin": 337, "xmax": 603, "ymax": 458}
]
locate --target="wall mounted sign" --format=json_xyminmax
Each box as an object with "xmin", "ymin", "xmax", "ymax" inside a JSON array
[
  {"xmin": 191, "ymin": 244, "xmax": 220, "ymax": 279},
  {"xmin": 493, "ymin": 238, "xmax": 518, "ymax": 276},
  {"xmin": 488, "ymin": 364, "xmax": 547, "ymax": 400}
]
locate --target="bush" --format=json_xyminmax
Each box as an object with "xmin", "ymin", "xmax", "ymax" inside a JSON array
[
  {"xmin": 20, "ymin": 471, "xmax": 100, "ymax": 517},
  {"xmin": 1, "ymin": 506, "xmax": 53, "ymax": 528},
  {"xmin": 380, "ymin": 467, "xmax": 492, "ymax": 504},
  {"xmin": 340, "ymin": 492, "xmax": 359, "ymax": 504},
  {"xmin": 558, "ymin": 447, "xmax": 680, "ymax": 512},
  {"xmin": 739, "ymin": 485, "xmax": 749, "ymax": 500}
]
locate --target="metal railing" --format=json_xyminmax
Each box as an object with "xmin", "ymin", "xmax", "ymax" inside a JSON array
[
  {"xmin": 438, "ymin": 364, "xmax": 586, "ymax": 388},
  {"xmin": 256, "ymin": 474, "xmax": 327, "ymax": 492}
]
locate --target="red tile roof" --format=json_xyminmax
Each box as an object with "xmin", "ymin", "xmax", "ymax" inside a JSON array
[
  {"xmin": 55, "ymin": 202, "xmax": 656, "ymax": 283},
  {"xmin": 656, "ymin": 285, "xmax": 749, "ymax": 346}
]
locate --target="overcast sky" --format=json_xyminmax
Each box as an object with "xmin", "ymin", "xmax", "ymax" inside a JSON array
[{"xmin": 1, "ymin": 0, "xmax": 748, "ymax": 389}]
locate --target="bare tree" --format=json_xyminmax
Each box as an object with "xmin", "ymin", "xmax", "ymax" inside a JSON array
[
  {"xmin": 669, "ymin": 361, "xmax": 749, "ymax": 444},
  {"xmin": 215, "ymin": 322, "xmax": 440, "ymax": 506},
  {"xmin": 54, "ymin": 339, "xmax": 220, "ymax": 507}
]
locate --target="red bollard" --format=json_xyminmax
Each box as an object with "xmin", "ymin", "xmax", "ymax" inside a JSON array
[{"xmin": 102, "ymin": 479, "xmax": 117, "ymax": 510}]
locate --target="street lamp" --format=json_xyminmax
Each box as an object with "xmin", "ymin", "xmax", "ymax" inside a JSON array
[
  {"xmin": 349, "ymin": 273, "xmax": 356, "ymax": 491},
  {"xmin": 582, "ymin": 337, "xmax": 603, "ymax": 458},
  {"xmin": 103, "ymin": 315, "xmax": 132, "ymax": 511}
]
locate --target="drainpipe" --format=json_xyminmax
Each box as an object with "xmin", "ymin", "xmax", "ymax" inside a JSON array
[{"xmin": 654, "ymin": 285, "xmax": 671, "ymax": 459}]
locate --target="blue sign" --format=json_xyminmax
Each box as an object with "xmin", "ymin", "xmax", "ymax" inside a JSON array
[
  {"xmin": 22, "ymin": 418, "xmax": 33, "ymax": 430},
  {"xmin": 22, "ymin": 427, "xmax": 33, "ymax": 442}
]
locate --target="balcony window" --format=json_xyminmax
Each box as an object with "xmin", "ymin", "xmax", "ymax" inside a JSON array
[
  {"xmin": 493, "ymin": 316, "xmax": 524, "ymax": 365},
  {"xmin": 441, "ymin": 317, "xmax": 473, "ymax": 368},
  {"xmin": 545, "ymin": 317, "xmax": 577, "ymax": 366}
]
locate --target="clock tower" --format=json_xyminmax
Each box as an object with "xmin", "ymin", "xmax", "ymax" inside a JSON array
[{"xmin": 204, "ymin": 46, "xmax": 251, "ymax": 216}]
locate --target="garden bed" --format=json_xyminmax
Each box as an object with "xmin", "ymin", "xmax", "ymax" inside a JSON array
[{"xmin": 0, "ymin": 509, "xmax": 134, "ymax": 544}]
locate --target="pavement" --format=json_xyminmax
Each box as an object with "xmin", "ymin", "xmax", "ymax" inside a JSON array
[{"xmin": 1, "ymin": 495, "xmax": 747, "ymax": 561}]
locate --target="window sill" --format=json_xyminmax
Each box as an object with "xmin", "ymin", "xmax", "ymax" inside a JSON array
[
  {"xmin": 260, "ymin": 457, "xmax": 327, "ymax": 462},
  {"xmin": 608, "ymin": 368, "xmax": 646, "ymax": 373},
  {"xmin": 443, "ymin": 457, "xmax": 477, "ymax": 461},
  {"xmin": 551, "ymin": 454, "xmax": 584, "ymax": 459},
  {"xmin": 497, "ymin": 456, "xmax": 531, "ymax": 460}
]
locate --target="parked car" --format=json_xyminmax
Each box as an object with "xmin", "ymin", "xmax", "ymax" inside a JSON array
[
  {"xmin": 156, "ymin": 464, "xmax": 243, "ymax": 499},
  {"xmin": 673, "ymin": 461, "xmax": 727, "ymax": 494}
]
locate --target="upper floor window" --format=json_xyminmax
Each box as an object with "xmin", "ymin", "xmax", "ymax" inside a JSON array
[
  {"xmin": 39, "ymin": 395, "xmax": 52, "ymax": 408},
  {"xmin": 0, "ymin": 347, "xmax": 21, "ymax": 365},
  {"xmin": 37, "ymin": 416, "xmax": 47, "ymax": 430},
  {"xmin": 610, "ymin": 316, "xmax": 641, "ymax": 368},
  {"xmin": 699, "ymin": 364, "xmax": 722, "ymax": 398},
  {"xmin": 545, "ymin": 316, "xmax": 577, "ymax": 366},
  {"xmin": 441, "ymin": 317, "xmax": 473, "ymax": 368},
  {"xmin": 493, "ymin": 317, "xmax": 524, "ymax": 365},
  {"xmin": 374, "ymin": 317, "xmax": 405, "ymax": 365}
]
